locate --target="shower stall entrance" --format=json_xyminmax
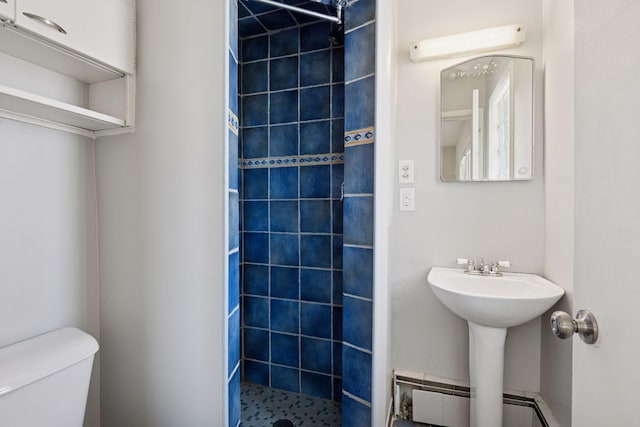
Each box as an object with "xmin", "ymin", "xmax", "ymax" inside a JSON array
[{"xmin": 227, "ymin": 0, "xmax": 377, "ymax": 425}]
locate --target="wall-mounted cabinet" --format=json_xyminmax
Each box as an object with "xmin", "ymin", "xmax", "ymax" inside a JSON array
[
  {"xmin": 0, "ymin": 0, "xmax": 135, "ymax": 139},
  {"xmin": 0, "ymin": 0, "xmax": 15, "ymax": 22}
]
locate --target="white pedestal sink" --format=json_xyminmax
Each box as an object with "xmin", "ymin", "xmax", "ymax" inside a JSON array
[{"xmin": 427, "ymin": 267, "xmax": 564, "ymax": 427}]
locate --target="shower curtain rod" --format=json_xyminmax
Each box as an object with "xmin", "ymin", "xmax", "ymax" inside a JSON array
[{"xmin": 249, "ymin": 0, "xmax": 341, "ymax": 24}]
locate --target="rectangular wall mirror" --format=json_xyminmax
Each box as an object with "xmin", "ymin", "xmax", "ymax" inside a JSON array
[{"xmin": 440, "ymin": 55, "xmax": 534, "ymax": 182}]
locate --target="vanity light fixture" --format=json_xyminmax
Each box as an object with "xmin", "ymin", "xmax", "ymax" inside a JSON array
[{"xmin": 410, "ymin": 24, "xmax": 526, "ymax": 62}]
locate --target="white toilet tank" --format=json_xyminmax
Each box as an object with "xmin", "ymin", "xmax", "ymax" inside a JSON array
[{"xmin": 0, "ymin": 327, "xmax": 99, "ymax": 427}]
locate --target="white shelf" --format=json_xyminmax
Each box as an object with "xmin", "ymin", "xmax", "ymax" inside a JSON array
[{"xmin": 0, "ymin": 84, "xmax": 126, "ymax": 132}]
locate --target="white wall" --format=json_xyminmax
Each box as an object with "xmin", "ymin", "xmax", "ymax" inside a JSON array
[
  {"xmin": 392, "ymin": 0, "xmax": 545, "ymax": 392},
  {"xmin": 540, "ymin": 0, "xmax": 574, "ymax": 425},
  {"xmin": 0, "ymin": 60, "xmax": 100, "ymax": 426},
  {"xmin": 95, "ymin": 0, "xmax": 227, "ymax": 425}
]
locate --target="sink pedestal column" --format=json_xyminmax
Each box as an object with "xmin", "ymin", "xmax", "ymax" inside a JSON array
[{"xmin": 468, "ymin": 322, "xmax": 507, "ymax": 427}]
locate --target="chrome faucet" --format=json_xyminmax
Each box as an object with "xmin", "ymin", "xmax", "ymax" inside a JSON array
[{"xmin": 456, "ymin": 258, "xmax": 511, "ymax": 276}]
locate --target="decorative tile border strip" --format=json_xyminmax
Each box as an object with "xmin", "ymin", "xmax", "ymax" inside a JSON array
[
  {"xmin": 345, "ymin": 127, "xmax": 374, "ymax": 147},
  {"xmin": 240, "ymin": 153, "xmax": 344, "ymax": 169},
  {"xmin": 228, "ymin": 109, "xmax": 239, "ymax": 135}
]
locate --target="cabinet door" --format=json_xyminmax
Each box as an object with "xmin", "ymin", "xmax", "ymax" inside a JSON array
[
  {"xmin": 15, "ymin": 0, "xmax": 134, "ymax": 75},
  {"xmin": 0, "ymin": 0, "xmax": 15, "ymax": 22}
]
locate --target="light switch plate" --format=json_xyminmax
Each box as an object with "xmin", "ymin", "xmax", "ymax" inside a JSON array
[{"xmin": 399, "ymin": 160, "xmax": 414, "ymax": 184}]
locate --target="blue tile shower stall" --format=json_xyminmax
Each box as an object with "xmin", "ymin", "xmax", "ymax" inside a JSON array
[{"xmin": 228, "ymin": 0, "xmax": 375, "ymax": 425}]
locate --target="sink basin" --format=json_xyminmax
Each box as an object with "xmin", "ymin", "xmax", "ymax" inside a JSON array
[
  {"xmin": 427, "ymin": 267, "xmax": 564, "ymax": 328},
  {"xmin": 427, "ymin": 267, "xmax": 564, "ymax": 427}
]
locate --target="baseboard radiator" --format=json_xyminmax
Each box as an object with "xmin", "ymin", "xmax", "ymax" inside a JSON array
[{"xmin": 391, "ymin": 371, "xmax": 556, "ymax": 427}]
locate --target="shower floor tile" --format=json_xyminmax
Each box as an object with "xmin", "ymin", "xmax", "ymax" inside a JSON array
[{"xmin": 241, "ymin": 382, "xmax": 341, "ymax": 426}]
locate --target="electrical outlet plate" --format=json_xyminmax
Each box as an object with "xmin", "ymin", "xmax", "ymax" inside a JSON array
[
  {"xmin": 399, "ymin": 160, "xmax": 414, "ymax": 184},
  {"xmin": 399, "ymin": 188, "xmax": 415, "ymax": 211}
]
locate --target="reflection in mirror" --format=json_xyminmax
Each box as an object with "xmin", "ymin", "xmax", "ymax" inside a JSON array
[{"xmin": 440, "ymin": 55, "xmax": 534, "ymax": 182}]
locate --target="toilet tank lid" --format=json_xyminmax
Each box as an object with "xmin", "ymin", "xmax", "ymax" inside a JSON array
[{"xmin": 0, "ymin": 327, "xmax": 99, "ymax": 397}]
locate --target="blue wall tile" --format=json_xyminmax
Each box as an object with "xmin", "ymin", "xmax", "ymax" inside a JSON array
[
  {"xmin": 243, "ymin": 168, "xmax": 269, "ymax": 199},
  {"xmin": 333, "ymin": 377, "xmax": 342, "ymax": 402},
  {"xmin": 242, "ymin": 35, "xmax": 269, "ymax": 61},
  {"xmin": 332, "ymin": 47, "xmax": 344, "ymax": 83},
  {"xmin": 301, "ymin": 303, "xmax": 331, "ymax": 338},
  {"xmin": 345, "ymin": 23, "xmax": 376, "ymax": 82},
  {"xmin": 270, "ymin": 57, "xmax": 299, "ymax": 91},
  {"xmin": 243, "ymin": 94, "xmax": 269, "ymax": 126},
  {"xmin": 229, "ymin": 192, "xmax": 240, "ymax": 250},
  {"xmin": 259, "ymin": 9, "xmax": 296, "ymax": 30},
  {"xmin": 300, "ymin": 268, "xmax": 332, "ymax": 303},
  {"xmin": 229, "ymin": 369, "xmax": 241, "ymax": 427},
  {"xmin": 270, "ymin": 233, "xmax": 299, "ymax": 266},
  {"xmin": 342, "ymin": 345, "xmax": 372, "ymax": 401},
  {"xmin": 271, "ymin": 299, "xmax": 299, "ymax": 333},
  {"xmin": 270, "ymin": 167, "xmax": 298, "ymax": 199},
  {"xmin": 301, "ymin": 22, "xmax": 331, "ymax": 52},
  {"xmin": 300, "ymin": 86, "xmax": 331, "ymax": 121},
  {"xmin": 243, "ymin": 200, "xmax": 268, "ymax": 232},
  {"xmin": 344, "ymin": 76, "xmax": 375, "ymax": 131},
  {"xmin": 271, "ymin": 365, "xmax": 300, "ymax": 393},
  {"xmin": 345, "ymin": 143, "xmax": 374, "ymax": 194},
  {"xmin": 301, "ymin": 371, "xmax": 332, "ymax": 400},
  {"xmin": 230, "ymin": 53, "xmax": 239, "ymax": 113},
  {"xmin": 333, "ymin": 341, "xmax": 342, "ymax": 376},
  {"xmin": 332, "ymin": 200, "xmax": 343, "ymax": 233},
  {"xmin": 300, "ymin": 200, "xmax": 331, "ymax": 233},
  {"xmin": 229, "ymin": 129, "xmax": 239, "ymax": 190},
  {"xmin": 342, "ymin": 393, "xmax": 372, "ymax": 427},
  {"xmin": 229, "ymin": 309, "xmax": 240, "ymax": 376},
  {"xmin": 244, "ymin": 263, "xmax": 269, "ymax": 296},
  {"xmin": 270, "ymin": 201, "xmax": 299, "ymax": 232},
  {"xmin": 343, "ymin": 246, "xmax": 373, "ymax": 299},
  {"xmin": 271, "ymin": 332, "xmax": 300, "ymax": 368},
  {"xmin": 244, "ymin": 360, "xmax": 269, "ymax": 386},
  {"xmin": 332, "ymin": 235, "xmax": 343, "ymax": 269},
  {"xmin": 331, "ymin": 163, "xmax": 344, "ymax": 197},
  {"xmin": 343, "ymin": 196, "xmax": 373, "ymax": 246},
  {"xmin": 343, "ymin": 296, "xmax": 372, "ymax": 351},
  {"xmin": 270, "ymin": 90, "xmax": 298, "ymax": 124},
  {"xmin": 242, "ymin": 60, "xmax": 268, "ymax": 94},
  {"xmin": 244, "ymin": 232, "xmax": 269, "ymax": 264},
  {"xmin": 301, "ymin": 51, "xmax": 331, "ymax": 86},
  {"xmin": 332, "ymin": 85, "xmax": 345, "ymax": 118},
  {"xmin": 300, "ymin": 235, "xmax": 332, "ymax": 268},
  {"xmin": 271, "ymin": 266, "xmax": 299, "ymax": 299},
  {"xmin": 238, "ymin": 1, "xmax": 250, "ymax": 18},
  {"xmin": 240, "ymin": 0, "xmax": 276, "ymax": 15},
  {"xmin": 300, "ymin": 165, "xmax": 330, "ymax": 198},
  {"xmin": 271, "ymin": 28, "xmax": 299, "ymax": 57},
  {"xmin": 332, "ymin": 119, "xmax": 345, "ymax": 152},
  {"xmin": 333, "ymin": 271, "xmax": 343, "ymax": 305},
  {"xmin": 244, "ymin": 328, "xmax": 269, "ymax": 361},
  {"xmin": 333, "ymin": 306, "xmax": 343, "ymax": 341},
  {"xmin": 300, "ymin": 120, "xmax": 331, "ymax": 155},
  {"xmin": 301, "ymin": 337, "xmax": 332, "ymax": 374},
  {"xmin": 239, "ymin": 17, "xmax": 266, "ymax": 37},
  {"xmin": 229, "ymin": 252, "xmax": 240, "ymax": 311},
  {"xmin": 270, "ymin": 124, "xmax": 299, "ymax": 157},
  {"xmin": 242, "ymin": 126, "xmax": 268, "ymax": 159},
  {"xmin": 244, "ymin": 296, "xmax": 269, "ymax": 328},
  {"xmin": 230, "ymin": 1, "xmax": 238, "ymax": 59},
  {"xmin": 344, "ymin": 0, "xmax": 375, "ymax": 31}
]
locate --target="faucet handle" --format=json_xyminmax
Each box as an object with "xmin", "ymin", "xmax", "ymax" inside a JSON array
[
  {"xmin": 457, "ymin": 258, "xmax": 476, "ymax": 272},
  {"xmin": 497, "ymin": 260, "xmax": 511, "ymax": 268}
]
